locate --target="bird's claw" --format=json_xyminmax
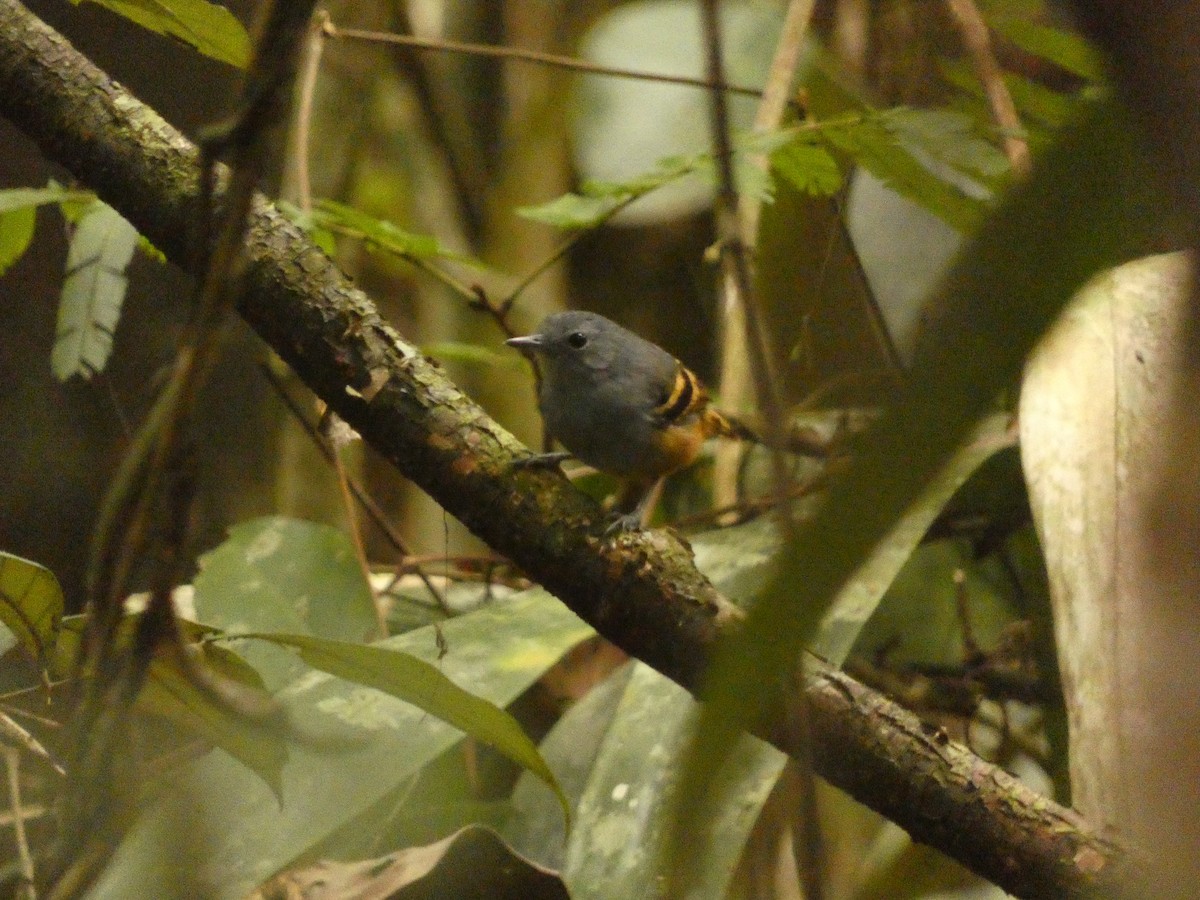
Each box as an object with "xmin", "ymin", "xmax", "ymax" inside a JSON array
[{"xmin": 604, "ymin": 512, "xmax": 644, "ymax": 535}]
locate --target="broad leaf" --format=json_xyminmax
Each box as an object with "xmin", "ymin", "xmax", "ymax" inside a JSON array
[
  {"xmin": 0, "ymin": 185, "xmax": 94, "ymax": 281},
  {"xmin": 0, "ymin": 207, "xmax": 35, "ymax": 278},
  {"xmin": 94, "ymin": 589, "xmax": 594, "ymax": 898},
  {"xmin": 813, "ymin": 413, "xmax": 1016, "ymax": 666},
  {"xmin": 139, "ymin": 646, "xmax": 287, "ymax": 799},
  {"xmin": 0, "ymin": 552, "xmax": 64, "ymax": 664},
  {"xmin": 555, "ymin": 663, "xmax": 785, "ymax": 899},
  {"xmin": 73, "ymin": 0, "xmax": 251, "ymax": 69},
  {"xmin": 193, "ymin": 516, "xmax": 378, "ymax": 690},
  {"xmin": 52, "ymin": 199, "xmax": 139, "ymax": 381},
  {"xmin": 240, "ymin": 631, "xmax": 568, "ymax": 821}
]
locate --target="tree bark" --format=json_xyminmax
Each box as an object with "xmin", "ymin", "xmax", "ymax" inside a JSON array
[{"xmin": 0, "ymin": 1, "xmax": 1130, "ymax": 895}]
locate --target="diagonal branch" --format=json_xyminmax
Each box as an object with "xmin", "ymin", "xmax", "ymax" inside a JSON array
[{"xmin": 0, "ymin": 2, "xmax": 1129, "ymax": 896}]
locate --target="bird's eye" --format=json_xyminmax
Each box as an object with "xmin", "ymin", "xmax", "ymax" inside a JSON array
[{"xmin": 567, "ymin": 332, "xmax": 588, "ymax": 349}]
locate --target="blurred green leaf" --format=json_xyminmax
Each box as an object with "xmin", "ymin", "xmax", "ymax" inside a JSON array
[
  {"xmin": 516, "ymin": 192, "xmax": 631, "ymax": 229},
  {"xmin": 672, "ymin": 96, "xmax": 1164, "ymax": 878},
  {"xmin": 941, "ymin": 61, "xmax": 1078, "ymax": 130},
  {"xmin": 136, "ymin": 235, "xmax": 167, "ymax": 264},
  {"xmin": 571, "ymin": 0, "xmax": 786, "ymax": 224},
  {"xmin": 561, "ymin": 663, "xmax": 784, "ymax": 899},
  {"xmin": 0, "ymin": 552, "xmax": 63, "ymax": 665},
  {"xmin": 311, "ymin": 200, "xmax": 483, "ymax": 268},
  {"xmin": 770, "ymin": 140, "xmax": 843, "ymax": 195},
  {"xmin": 277, "ymin": 202, "xmax": 338, "ymax": 254},
  {"xmin": 807, "ymin": 67, "xmax": 993, "ymax": 231},
  {"xmin": 139, "ymin": 646, "xmax": 287, "ymax": 799},
  {"xmin": 987, "ymin": 16, "xmax": 1105, "ymax": 80},
  {"xmin": 814, "ymin": 414, "xmax": 1015, "ymax": 666},
  {"xmin": 517, "ymin": 156, "xmax": 695, "ymax": 229},
  {"xmin": 94, "ymin": 589, "xmax": 593, "ymax": 899},
  {"xmin": 0, "ymin": 206, "xmax": 35, "ymax": 277},
  {"xmin": 72, "ymin": 0, "xmax": 251, "ymax": 69},
  {"xmin": 240, "ymin": 631, "xmax": 568, "ymax": 822},
  {"xmin": 820, "ymin": 115, "xmax": 988, "ymax": 232},
  {"xmin": 421, "ymin": 342, "xmax": 523, "ymax": 369},
  {"xmin": 52, "ymin": 199, "xmax": 139, "ymax": 381},
  {"xmin": 882, "ymin": 107, "xmax": 1011, "ymax": 185},
  {"xmin": 852, "ymin": 824, "xmax": 989, "ymax": 900},
  {"xmin": 193, "ymin": 517, "xmax": 378, "ymax": 690},
  {"xmin": 0, "ymin": 185, "xmax": 90, "ymax": 213}
]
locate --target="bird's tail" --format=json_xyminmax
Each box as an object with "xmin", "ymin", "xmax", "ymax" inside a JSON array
[{"xmin": 703, "ymin": 409, "xmax": 830, "ymax": 458}]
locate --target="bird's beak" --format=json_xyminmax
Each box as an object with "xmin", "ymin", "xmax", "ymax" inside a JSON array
[{"xmin": 505, "ymin": 334, "xmax": 544, "ymax": 353}]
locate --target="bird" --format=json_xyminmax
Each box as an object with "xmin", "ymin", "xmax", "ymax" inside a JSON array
[{"xmin": 506, "ymin": 310, "xmax": 754, "ymax": 531}]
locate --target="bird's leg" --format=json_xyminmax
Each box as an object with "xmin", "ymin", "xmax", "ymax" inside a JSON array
[{"xmin": 605, "ymin": 478, "xmax": 664, "ymax": 533}]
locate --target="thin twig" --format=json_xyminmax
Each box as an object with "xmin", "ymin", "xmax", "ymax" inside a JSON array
[
  {"xmin": 5, "ymin": 747, "xmax": 35, "ymax": 899},
  {"xmin": 714, "ymin": 0, "xmax": 817, "ymax": 512},
  {"xmin": 324, "ymin": 22, "xmax": 772, "ymax": 102},
  {"xmin": 699, "ymin": 1, "xmax": 792, "ymax": 528},
  {"xmin": 288, "ymin": 12, "xmax": 326, "ymax": 213},
  {"xmin": 697, "ymin": 5, "xmax": 825, "ymax": 899},
  {"xmin": 944, "ymin": 0, "xmax": 1031, "ymax": 176},
  {"xmin": 0, "ymin": 711, "xmax": 64, "ymax": 776}
]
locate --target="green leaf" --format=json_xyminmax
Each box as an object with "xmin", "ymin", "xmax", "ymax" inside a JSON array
[
  {"xmin": 987, "ymin": 16, "xmax": 1105, "ymax": 81},
  {"xmin": 139, "ymin": 647, "xmax": 287, "ymax": 799},
  {"xmin": 770, "ymin": 140, "xmax": 843, "ymax": 195},
  {"xmin": 0, "ymin": 185, "xmax": 97, "ymax": 275},
  {"xmin": 421, "ymin": 342, "xmax": 524, "ymax": 369},
  {"xmin": 0, "ymin": 185, "xmax": 91, "ymax": 214},
  {"xmin": 881, "ymin": 107, "xmax": 1011, "ymax": 184},
  {"xmin": 240, "ymin": 631, "xmax": 568, "ymax": 822},
  {"xmin": 193, "ymin": 516, "xmax": 379, "ymax": 690},
  {"xmin": 277, "ymin": 202, "xmax": 337, "ymax": 254},
  {"xmin": 310, "ymin": 200, "xmax": 482, "ymax": 267},
  {"xmin": 0, "ymin": 553, "xmax": 64, "ymax": 665},
  {"xmin": 94, "ymin": 589, "xmax": 594, "ymax": 899},
  {"xmin": 673, "ymin": 96, "xmax": 1164, "ymax": 878},
  {"xmin": 0, "ymin": 207, "xmax": 35, "ymax": 277},
  {"xmin": 52, "ymin": 199, "xmax": 139, "ymax": 381},
  {"xmin": 72, "ymin": 0, "xmax": 251, "ymax": 69},
  {"xmin": 812, "ymin": 413, "xmax": 1015, "ymax": 666},
  {"xmin": 941, "ymin": 61, "xmax": 1077, "ymax": 130},
  {"xmin": 516, "ymin": 192, "xmax": 630, "ymax": 229},
  {"xmin": 571, "ymin": 1, "xmax": 786, "ymax": 224},
  {"xmin": 820, "ymin": 116, "xmax": 988, "ymax": 232},
  {"xmin": 560, "ymin": 663, "xmax": 784, "ymax": 899}
]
